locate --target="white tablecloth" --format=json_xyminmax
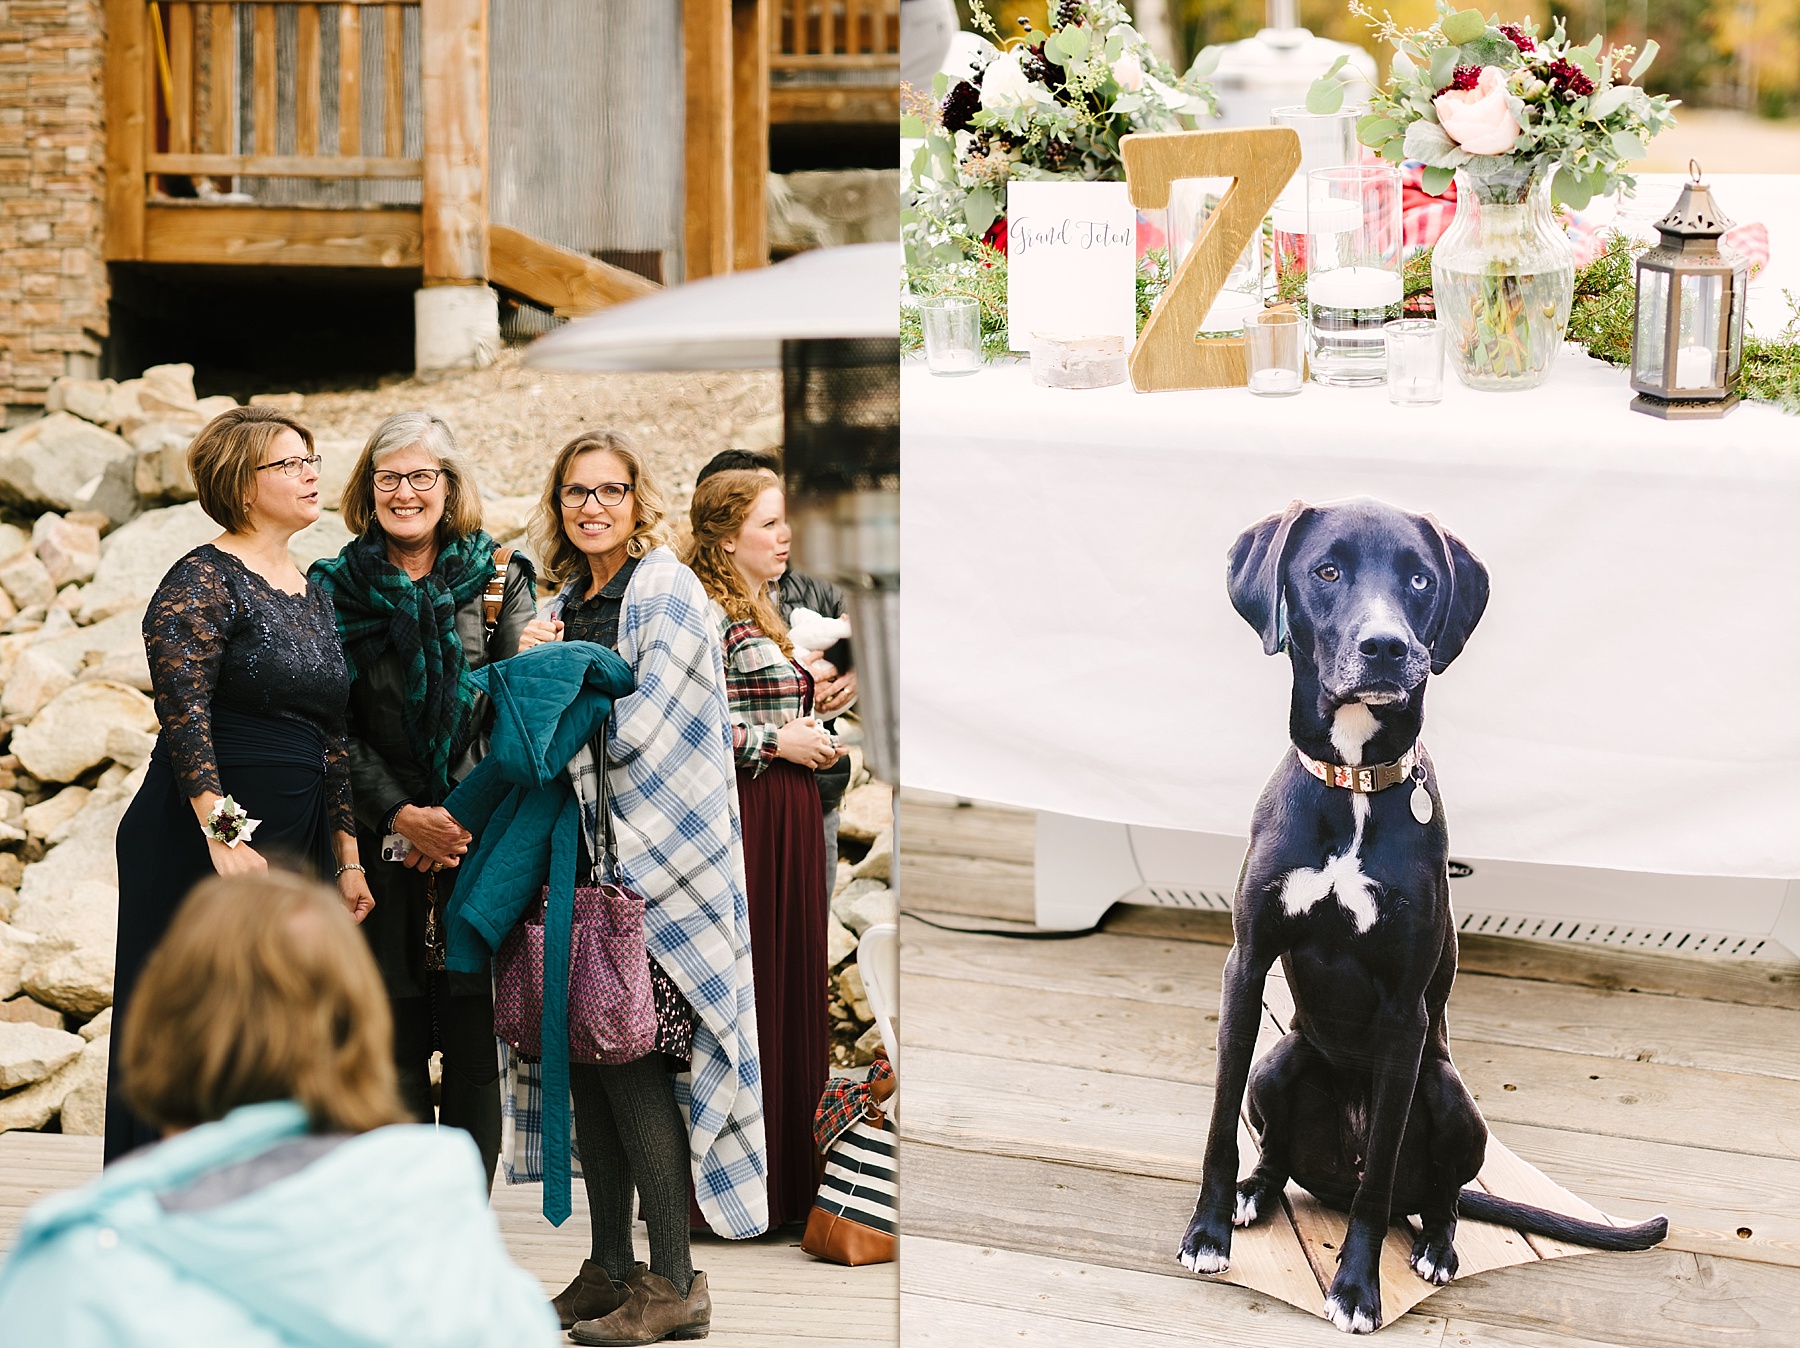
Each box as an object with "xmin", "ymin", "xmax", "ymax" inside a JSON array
[{"xmin": 901, "ymin": 332, "xmax": 1800, "ymax": 879}]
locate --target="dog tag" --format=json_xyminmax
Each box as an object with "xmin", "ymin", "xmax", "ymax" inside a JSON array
[{"xmin": 1410, "ymin": 782, "xmax": 1434, "ymax": 825}]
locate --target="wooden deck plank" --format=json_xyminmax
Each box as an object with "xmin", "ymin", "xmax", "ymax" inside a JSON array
[
  {"xmin": 903, "ymin": 1040, "xmax": 1790, "ymax": 1267},
  {"xmin": 902, "ymin": 1141, "xmax": 1800, "ymax": 1346},
  {"xmin": 904, "ymin": 915, "xmax": 1800, "ymax": 1075},
  {"xmin": 904, "ymin": 1235, "xmax": 1710, "ymax": 1348},
  {"xmin": 0, "ymin": 1134, "xmax": 893, "ymax": 1342},
  {"xmin": 903, "ymin": 923, "xmax": 1800, "ymax": 1160},
  {"xmin": 903, "ymin": 969, "xmax": 1800, "ymax": 1161}
]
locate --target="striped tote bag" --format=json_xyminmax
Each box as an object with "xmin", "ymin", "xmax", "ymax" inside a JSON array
[{"xmin": 802, "ymin": 1112, "xmax": 897, "ymax": 1266}]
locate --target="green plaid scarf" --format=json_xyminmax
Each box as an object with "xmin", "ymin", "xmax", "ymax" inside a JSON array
[{"xmin": 311, "ymin": 528, "xmax": 496, "ymax": 802}]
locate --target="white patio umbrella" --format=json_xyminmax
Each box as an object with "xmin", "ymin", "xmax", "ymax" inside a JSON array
[
  {"xmin": 523, "ymin": 241, "xmax": 900, "ymax": 372},
  {"xmin": 522, "ymin": 240, "xmax": 902, "ymax": 781}
]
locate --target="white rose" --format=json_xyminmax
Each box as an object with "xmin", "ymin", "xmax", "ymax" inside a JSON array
[
  {"xmin": 980, "ymin": 49, "xmax": 1041, "ymax": 112},
  {"xmin": 1432, "ymin": 66, "xmax": 1522, "ymax": 157},
  {"xmin": 1111, "ymin": 51, "xmax": 1145, "ymax": 92}
]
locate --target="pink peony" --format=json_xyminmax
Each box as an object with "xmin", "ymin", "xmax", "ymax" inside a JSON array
[{"xmin": 1432, "ymin": 66, "xmax": 1521, "ymax": 157}]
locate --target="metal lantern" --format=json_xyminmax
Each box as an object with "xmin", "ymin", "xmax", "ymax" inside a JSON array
[{"xmin": 1629, "ymin": 161, "xmax": 1748, "ymax": 419}]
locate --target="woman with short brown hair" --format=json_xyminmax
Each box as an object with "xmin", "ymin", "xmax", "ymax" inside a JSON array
[
  {"xmin": 107, "ymin": 404, "xmax": 373, "ymax": 1164},
  {"xmin": 0, "ymin": 873, "xmax": 558, "ymax": 1345}
]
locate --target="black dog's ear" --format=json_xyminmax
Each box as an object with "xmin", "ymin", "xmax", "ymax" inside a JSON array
[
  {"xmin": 1424, "ymin": 515, "xmax": 1490, "ymax": 674},
  {"xmin": 1227, "ymin": 500, "xmax": 1310, "ymax": 656}
]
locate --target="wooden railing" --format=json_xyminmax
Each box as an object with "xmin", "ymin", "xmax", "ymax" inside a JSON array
[
  {"xmin": 771, "ymin": 0, "xmax": 901, "ymax": 70},
  {"xmin": 146, "ymin": 0, "xmax": 421, "ymax": 182}
]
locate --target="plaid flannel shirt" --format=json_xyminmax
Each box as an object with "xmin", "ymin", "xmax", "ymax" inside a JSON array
[{"xmin": 719, "ymin": 612, "xmax": 811, "ymax": 776}]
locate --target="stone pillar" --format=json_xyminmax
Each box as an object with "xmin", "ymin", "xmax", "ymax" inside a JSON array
[{"xmin": 0, "ymin": 0, "xmax": 109, "ymax": 422}]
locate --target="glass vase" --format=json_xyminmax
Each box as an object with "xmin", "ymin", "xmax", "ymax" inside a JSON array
[{"xmin": 1430, "ymin": 165, "xmax": 1575, "ymax": 391}]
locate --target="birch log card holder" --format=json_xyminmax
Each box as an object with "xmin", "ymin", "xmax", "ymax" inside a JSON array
[
  {"xmin": 1004, "ymin": 180, "xmax": 1139, "ymax": 361},
  {"xmin": 1121, "ymin": 128, "xmax": 1301, "ymax": 392}
]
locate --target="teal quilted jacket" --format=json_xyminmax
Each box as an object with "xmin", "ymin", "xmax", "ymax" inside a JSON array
[{"xmin": 443, "ymin": 640, "xmax": 635, "ymax": 1226}]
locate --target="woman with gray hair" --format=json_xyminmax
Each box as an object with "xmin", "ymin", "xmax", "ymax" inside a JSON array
[{"xmin": 309, "ymin": 410, "xmax": 536, "ymax": 1184}]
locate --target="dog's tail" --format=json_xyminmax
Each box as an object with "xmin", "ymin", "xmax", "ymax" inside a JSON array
[{"xmin": 1457, "ymin": 1189, "xmax": 1668, "ymax": 1252}]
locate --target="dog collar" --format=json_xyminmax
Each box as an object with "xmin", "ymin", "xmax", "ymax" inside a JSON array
[{"xmin": 1294, "ymin": 744, "xmax": 1420, "ymax": 794}]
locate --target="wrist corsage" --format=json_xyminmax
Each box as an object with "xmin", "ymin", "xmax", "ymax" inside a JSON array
[{"xmin": 203, "ymin": 795, "xmax": 261, "ymax": 848}]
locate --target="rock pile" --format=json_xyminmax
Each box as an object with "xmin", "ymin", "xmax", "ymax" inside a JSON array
[
  {"xmin": 0, "ymin": 356, "xmax": 883, "ymax": 1125},
  {"xmin": 827, "ymin": 763, "xmax": 895, "ymax": 1069}
]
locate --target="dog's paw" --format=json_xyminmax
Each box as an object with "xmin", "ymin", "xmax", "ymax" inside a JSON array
[
  {"xmin": 1177, "ymin": 1208, "xmax": 1233, "ymax": 1275},
  {"xmin": 1324, "ymin": 1271, "xmax": 1382, "ymax": 1335},
  {"xmin": 1233, "ymin": 1177, "xmax": 1274, "ymax": 1228},
  {"xmin": 1408, "ymin": 1232, "xmax": 1458, "ymax": 1286}
]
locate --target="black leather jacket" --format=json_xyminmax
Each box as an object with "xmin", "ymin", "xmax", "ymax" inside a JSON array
[
  {"xmin": 343, "ymin": 553, "xmax": 537, "ymax": 834},
  {"xmin": 776, "ymin": 568, "xmax": 853, "ymax": 811}
]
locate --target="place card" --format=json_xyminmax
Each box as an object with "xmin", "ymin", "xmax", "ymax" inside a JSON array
[{"xmin": 1005, "ymin": 180, "xmax": 1138, "ymax": 354}]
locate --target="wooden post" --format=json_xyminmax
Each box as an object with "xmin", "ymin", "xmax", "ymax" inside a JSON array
[
  {"xmin": 684, "ymin": 0, "xmax": 733, "ymax": 279},
  {"xmin": 103, "ymin": 0, "xmax": 148, "ymax": 260},
  {"xmin": 730, "ymin": 0, "xmax": 768, "ymax": 270},
  {"xmin": 420, "ymin": 0, "xmax": 488, "ymax": 284}
]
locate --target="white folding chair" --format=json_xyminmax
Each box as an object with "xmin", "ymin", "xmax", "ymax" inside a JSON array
[{"xmin": 856, "ymin": 921, "xmax": 899, "ymax": 1114}]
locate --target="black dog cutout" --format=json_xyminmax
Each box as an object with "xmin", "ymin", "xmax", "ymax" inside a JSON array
[{"xmin": 1177, "ymin": 498, "xmax": 1666, "ymax": 1334}]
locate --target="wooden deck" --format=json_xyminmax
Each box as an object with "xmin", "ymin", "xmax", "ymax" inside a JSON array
[
  {"xmin": 0, "ymin": 1132, "xmax": 896, "ymax": 1345},
  {"xmin": 897, "ymin": 791, "xmax": 1800, "ymax": 1346}
]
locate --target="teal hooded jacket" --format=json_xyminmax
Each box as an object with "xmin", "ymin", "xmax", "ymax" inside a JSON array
[
  {"xmin": 0, "ymin": 1101, "xmax": 557, "ymax": 1346},
  {"xmin": 442, "ymin": 640, "xmax": 635, "ymax": 1225}
]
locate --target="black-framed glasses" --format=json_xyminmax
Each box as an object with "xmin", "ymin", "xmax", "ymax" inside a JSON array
[
  {"xmin": 373, "ymin": 467, "xmax": 445, "ymax": 492},
  {"xmin": 257, "ymin": 454, "xmax": 322, "ymax": 478},
  {"xmin": 558, "ymin": 482, "xmax": 632, "ymax": 510}
]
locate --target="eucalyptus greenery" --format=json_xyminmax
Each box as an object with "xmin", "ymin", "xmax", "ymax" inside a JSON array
[
  {"xmin": 1559, "ymin": 233, "xmax": 1800, "ymax": 414},
  {"xmin": 906, "ymin": 232, "xmax": 1800, "ymax": 416}
]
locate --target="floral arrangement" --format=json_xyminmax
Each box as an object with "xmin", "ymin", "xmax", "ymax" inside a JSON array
[
  {"xmin": 901, "ymin": 0, "xmax": 1218, "ymax": 272},
  {"xmin": 1315, "ymin": 4, "xmax": 1678, "ymax": 208}
]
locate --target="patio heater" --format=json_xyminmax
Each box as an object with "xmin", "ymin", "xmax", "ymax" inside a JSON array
[
  {"xmin": 1209, "ymin": 0, "xmax": 1377, "ymax": 129},
  {"xmin": 524, "ymin": 243, "xmax": 901, "ymax": 783}
]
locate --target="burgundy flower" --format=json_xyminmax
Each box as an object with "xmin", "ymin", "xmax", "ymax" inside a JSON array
[
  {"xmin": 1545, "ymin": 57, "xmax": 1595, "ymax": 100},
  {"xmin": 1436, "ymin": 64, "xmax": 1484, "ymax": 96},
  {"xmin": 1498, "ymin": 23, "xmax": 1535, "ymax": 53},
  {"xmin": 982, "ymin": 216, "xmax": 1008, "ymax": 257},
  {"xmin": 941, "ymin": 79, "xmax": 980, "ymax": 134}
]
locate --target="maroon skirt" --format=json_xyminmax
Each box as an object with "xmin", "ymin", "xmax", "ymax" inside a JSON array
[{"xmin": 737, "ymin": 757, "xmax": 829, "ymax": 1228}]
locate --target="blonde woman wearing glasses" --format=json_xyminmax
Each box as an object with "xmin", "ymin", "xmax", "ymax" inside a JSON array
[{"xmin": 108, "ymin": 406, "xmax": 372, "ymax": 1164}]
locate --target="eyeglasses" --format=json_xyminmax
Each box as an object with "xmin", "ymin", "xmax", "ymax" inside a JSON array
[
  {"xmin": 258, "ymin": 454, "xmax": 322, "ymax": 478},
  {"xmin": 558, "ymin": 482, "xmax": 632, "ymax": 510},
  {"xmin": 373, "ymin": 467, "xmax": 445, "ymax": 492}
]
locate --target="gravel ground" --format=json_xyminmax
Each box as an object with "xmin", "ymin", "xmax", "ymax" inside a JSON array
[{"xmin": 290, "ymin": 348, "xmax": 782, "ymax": 507}]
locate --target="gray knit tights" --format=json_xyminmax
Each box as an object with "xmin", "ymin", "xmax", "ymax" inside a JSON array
[{"xmin": 569, "ymin": 1056, "xmax": 694, "ymax": 1296}]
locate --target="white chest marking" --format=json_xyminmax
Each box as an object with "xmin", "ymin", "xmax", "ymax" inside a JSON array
[
  {"xmin": 1281, "ymin": 708, "xmax": 1382, "ymax": 932},
  {"xmin": 1330, "ymin": 703, "xmax": 1379, "ymax": 766}
]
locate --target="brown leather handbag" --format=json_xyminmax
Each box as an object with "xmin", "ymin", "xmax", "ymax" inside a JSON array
[{"xmin": 802, "ymin": 1062, "xmax": 897, "ymax": 1266}]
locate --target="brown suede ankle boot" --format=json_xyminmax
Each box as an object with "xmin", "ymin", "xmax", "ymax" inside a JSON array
[
  {"xmin": 551, "ymin": 1260, "xmax": 640, "ymax": 1330},
  {"xmin": 569, "ymin": 1269, "xmax": 711, "ymax": 1344}
]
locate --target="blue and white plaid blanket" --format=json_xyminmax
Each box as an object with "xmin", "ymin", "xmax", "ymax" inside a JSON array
[{"xmin": 509, "ymin": 547, "xmax": 768, "ymax": 1238}]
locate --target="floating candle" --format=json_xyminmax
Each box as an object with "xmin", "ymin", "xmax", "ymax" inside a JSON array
[{"xmin": 1308, "ymin": 267, "xmax": 1403, "ymax": 309}]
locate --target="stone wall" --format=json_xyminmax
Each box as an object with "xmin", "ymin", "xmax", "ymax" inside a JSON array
[{"xmin": 0, "ymin": 0, "xmax": 107, "ymax": 421}]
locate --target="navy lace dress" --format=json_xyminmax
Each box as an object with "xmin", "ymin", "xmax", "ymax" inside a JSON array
[{"xmin": 107, "ymin": 545, "xmax": 356, "ymax": 1162}]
